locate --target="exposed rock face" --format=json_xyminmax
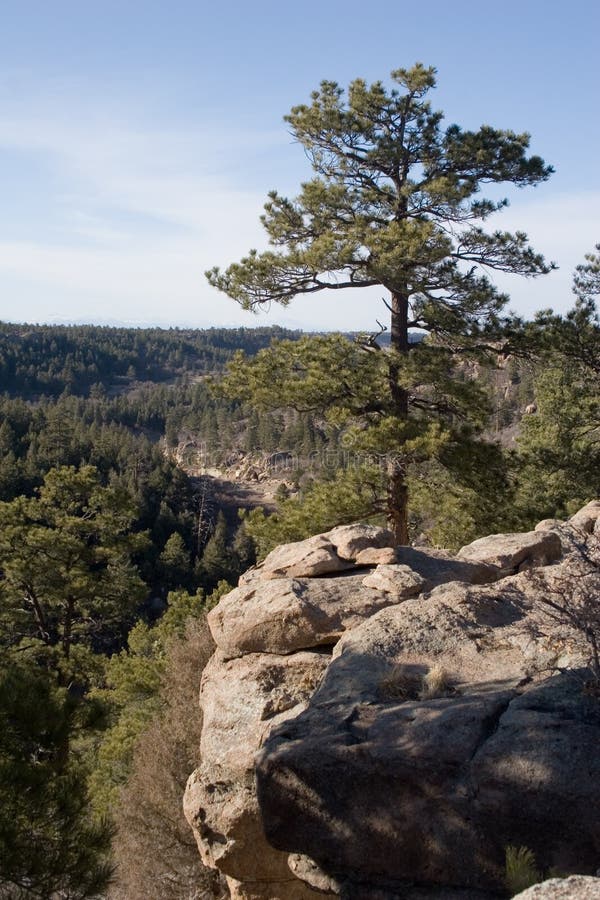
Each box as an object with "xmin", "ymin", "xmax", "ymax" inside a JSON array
[
  {"xmin": 361, "ymin": 563, "xmax": 426, "ymax": 599},
  {"xmin": 327, "ymin": 524, "xmax": 395, "ymax": 560},
  {"xmin": 456, "ymin": 529, "xmax": 562, "ymax": 574},
  {"xmin": 184, "ymin": 519, "xmax": 600, "ymax": 900},
  {"xmin": 208, "ymin": 573, "xmax": 402, "ymax": 658},
  {"xmin": 363, "ymin": 547, "xmax": 499, "ymax": 591},
  {"xmin": 513, "ymin": 876, "xmax": 600, "ymax": 899},
  {"xmin": 355, "ymin": 546, "xmax": 398, "ymax": 566},
  {"xmin": 259, "ymin": 534, "xmax": 351, "ymax": 579},
  {"xmin": 239, "ymin": 524, "xmax": 396, "ymax": 585},
  {"xmin": 569, "ymin": 500, "xmax": 600, "ymax": 534},
  {"xmin": 183, "ymin": 648, "xmax": 331, "ymax": 899}
]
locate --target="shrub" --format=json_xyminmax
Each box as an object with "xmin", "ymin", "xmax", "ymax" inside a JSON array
[
  {"xmin": 108, "ymin": 617, "xmax": 227, "ymax": 899},
  {"xmin": 504, "ymin": 845, "xmax": 542, "ymax": 896},
  {"xmin": 528, "ymin": 537, "xmax": 600, "ymax": 691}
]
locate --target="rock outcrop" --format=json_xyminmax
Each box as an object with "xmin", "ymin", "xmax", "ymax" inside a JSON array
[
  {"xmin": 513, "ymin": 876, "xmax": 600, "ymax": 899},
  {"xmin": 184, "ymin": 514, "xmax": 600, "ymax": 899}
]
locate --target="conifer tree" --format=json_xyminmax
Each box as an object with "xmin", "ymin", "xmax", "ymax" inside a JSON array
[
  {"xmin": 197, "ymin": 510, "xmax": 233, "ymax": 589},
  {"xmin": 0, "ymin": 465, "xmax": 146, "ymax": 661},
  {"xmin": 232, "ymin": 521, "xmax": 256, "ymax": 573},
  {"xmin": 573, "ymin": 243, "xmax": 600, "ymax": 303},
  {"xmin": 208, "ymin": 64, "xmax": 553, "ymax": 541},
  {"xmin": 515, "ymin": 361, "xmax": 600, "ymax": 521},
  {"xmin": 159, "ymin": 532, "xmax": 192, "ymax": 590},
  {"xmin": 515, "ymin": 242, "xmax": 600, "ymax": 522},
  {"xmin": 0, "ymin": 655, "xmax": 113, "ymax": 899}
]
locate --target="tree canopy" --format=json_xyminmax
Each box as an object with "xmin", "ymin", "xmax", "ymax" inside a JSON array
[
  {"xmin": 515, "ymin": 243, "xmax": 600, "ymax": 521},
  {"xmin": 0, "ymin": 467, "xmax": 148, "ymax": 899},
  {"xmin": 0, "ymin": 465, "xmax": 147, "ymax": 662},
  {"xmin": 0, "ymin": 654, "xmax": 113, "ymax": 900},
  {"xmin": 208, "ymin": 63, "xmax": 554, "ymax": 541}
]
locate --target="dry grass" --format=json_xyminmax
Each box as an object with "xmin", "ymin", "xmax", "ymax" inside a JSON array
[
  {"xmin": 378, "ymin": 663, "xmax": 454, "ymax": 702},
  {"xmin": 378, "ymin": 666, "xmax": 422, "ymax": 701},
  {"xmin": 109, "ymin": 616, "xmax": 228, "ymax": 900},
  {"xmin": 421, "ymin": 664, "xmax": 453, "ymax": 700}
]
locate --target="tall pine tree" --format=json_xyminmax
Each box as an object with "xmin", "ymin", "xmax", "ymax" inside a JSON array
[{"xmin": 208, "ymin": 64, "xmax": 553, "ymax": 541}]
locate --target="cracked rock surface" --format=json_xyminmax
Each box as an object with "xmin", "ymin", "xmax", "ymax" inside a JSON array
[{"xmin": 184, "ymin": 513, "xmax": 600, "ymax": 899}]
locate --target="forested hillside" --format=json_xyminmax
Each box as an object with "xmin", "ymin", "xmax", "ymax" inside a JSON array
[
  {"xmin": 0, "ymin": 322, "xmax": 298, "ymax": 397},
  {"xmin": 2, "ymin": 268, "xmax": 600, "ymax": 898},
  {"xmin": 1, "ymin": 21, "xmax": 599, "ymax": 895},
  {"xmin": 0, "ymin": 322, "xmax": 299, "ymax": 899},
  {"xmin": 0, "ymin": 321, "xmax": 404, "ymax": 897}
]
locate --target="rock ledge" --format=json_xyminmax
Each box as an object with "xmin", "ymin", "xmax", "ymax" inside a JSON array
[{"xmin": 184, "ymin": 517, "xmax": 600, "ymax": 899}]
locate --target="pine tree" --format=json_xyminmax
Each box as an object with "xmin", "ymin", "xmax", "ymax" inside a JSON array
[
  {"xmin": 208, "ymin": 64, "xmax": 553, "ymax": 542},
  {"xmin": 159, "ymin": 532, "xmax": 192, "ymax": 591},
  {"xmin": 515, "ymin": 361, "xmax": 600, "ymax": 522},
  {"xmin": 87, "ymin": 587, "xmax": 208, "ymax": 816},
  {"xmin": 0, "ymin": 465, "xmax": 147, "ymax": 661},
  {"xmin": 0, "ymin": 653, "xmax": 113, "ymax": 899},
  {"xmin": 197, "ymin": 511, "xmax": 234, "ymax": 590},
  {"xmin": 573, "ymin": 242, "xmax": 600, "ymax": 303},
  {"xmin": 243, "ymin": 463, "xmax": 385, "ymax": 558},
  {"xmin": 515, "ymin": 242, "xmax": 600, "ymax": 522},
  {"xmin": 231, "ymin": 521, "xmax": 256, "ymax": 573}
]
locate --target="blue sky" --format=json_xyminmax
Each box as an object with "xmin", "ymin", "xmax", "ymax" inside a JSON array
[{"xmin": 0, "ymin": 0, "xmax": 599, "ymax": 330}]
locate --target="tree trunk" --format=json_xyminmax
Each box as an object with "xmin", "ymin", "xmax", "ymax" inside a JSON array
[
  {"xmin": 388, "ymin": 289, "xmax": 410, "ymax": 544},
  {"xmin": 62, "ymin": 597, "xmax": 74, "ymax": 661},
  {"xmin": 387, "ymin": 459, "xmax": 409, "ymax": 544}
]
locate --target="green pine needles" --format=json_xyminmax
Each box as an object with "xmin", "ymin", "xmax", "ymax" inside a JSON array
[{"xmin": 208, "ymin": 63, "xmax": 553, "ymax": 542}]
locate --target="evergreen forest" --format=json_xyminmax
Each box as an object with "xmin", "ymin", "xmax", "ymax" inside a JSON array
[
  {"xmin": 2, "ymin": 59, "xmax": 600, "ymax": 899},
  {"xmin": 1, "ymin": 275, "xmax": 600, "ymax": 896}
]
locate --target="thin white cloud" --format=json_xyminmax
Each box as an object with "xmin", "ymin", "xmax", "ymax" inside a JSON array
[
  {"xmin": 491, "ymin": 190, "xmax": 600, "ymax": 316},
  {"xmin": 0, "ymin": 103, "xmax": 279, "ymax": 325},
  {"xmin": 1, "ymin": 118, "xmax": 276, "ymax": 222},
  {"xmin": 0, "ymin": 95, "xmax": 598, "ymax": 329}
]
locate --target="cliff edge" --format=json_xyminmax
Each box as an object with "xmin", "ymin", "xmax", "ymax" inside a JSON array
[{"xmin": 184, "ymin": 508, "xmax": 600, "ymax": 899}]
